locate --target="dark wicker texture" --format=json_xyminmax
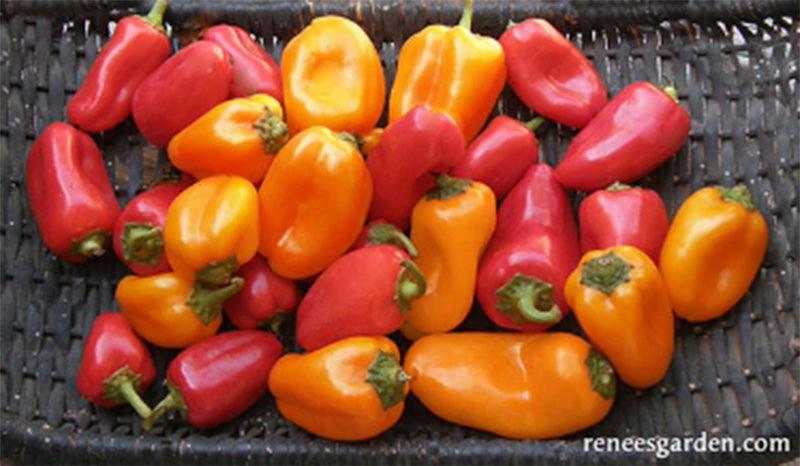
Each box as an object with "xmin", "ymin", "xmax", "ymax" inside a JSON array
[{"xmin": 1, "ymin": 0, "xmax": 798, "ymax": 464}]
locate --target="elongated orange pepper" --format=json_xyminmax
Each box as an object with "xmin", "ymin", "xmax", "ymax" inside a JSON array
[
  {"xmin": 281, "ymin": 16, "xmax": 385, "ymax": 135},
  {"xmin": 404, "ymin": 332, "xmax": 615, "ymax": 439},
  {"xmin": 258, "ymin": 127, "xmax": 372, "ymax": 279},
  {"xmin": 565, "ymin": 246, "xmax": 674, "ymax": 388},
  {"xmin": 167, "ymin": 94, "xmax": 287, "ymax": 183},
  {"xmin": 402, "ymin": 175, "xmax": 496, "ymax": 337},
  {"xmin": 388, "ymin": 0, "xmax": 506, "ymax": 141},
  {"xmin": 660, "ymin": 185, "xmax": 768, "ymax": 322},
  {"xmin": 268, "ymin": 336, "xmax": 408, "ymax": 441}
]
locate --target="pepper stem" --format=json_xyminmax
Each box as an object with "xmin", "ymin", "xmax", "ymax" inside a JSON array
[
  {"xmin": 395, "ymin": 260, "xmax": 427, "ymax": 313},
  {"xmin": 141, "ymin": 0, "xmax": 168, "ymax": 32},
  {"xmin": 71, "ymin": 230, "xmax": 109, "ymax": 259},
  {"xmin": 425, "ymin": 174, "xmax": 472, "ymax": 201},
  {"xmin": 365, "ymin": 350, "xmax": 409, "ymax": 410},
  {"xmin": 585, "ymin": 348, "xmax": 616, "ymax": 400},
  {"xmin": 580, "ymin": 252, "xmax": 634, "ymax": 295},
  {"xmin": 103, "ymin": 367, "xmax": 152, "ymax": 419},
  {"xmin": 265, "ymin": 311, "xmax": 288, "ymax": 334},
  {"xmin": 336, "ymin": 132, "xmax": 365, "ymax": 153},
  {"xmin": 718, "ymin": 185, "xmax": 756, "ymax": 211},
  {"xmin": 253, "ymin": 107, "xmax": 289, "ymax": 154},
  {"xmin": 195, "ymin": 255, "xmax": 239, "ymax": 286},
  {"xmin": 121, "ymin": 222, "xmax": 163, "ymax": 267},
  {"xmin": 144, "ymin": 382, "xmax": 187, "ymax": 431},
  {"xmin": 606, "ymin": 182, "xmax": 632, "ymax": 192},
  {"xmin": 187, "ymin": 278, "xmax": 245, "ymax": 325},
  {"xmin": 368, "ymin": 224, "xmax": 418, "ymax": 258},
  {"xmin": 525, "ymin": 116, "xmax": 546, "ymax": 131},
  {"xmin": 496, "ymin": 274, "xmax": 562, "ymax": 325},
  {"xmin": 458, "ymin": 0, "xmax": 474, "ymax": 30},
  {"xmin": 662, "ymin": 85, "xmax": 679, "ymax": 103}
]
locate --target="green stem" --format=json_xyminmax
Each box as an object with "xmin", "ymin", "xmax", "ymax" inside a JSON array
[
  {"xmin": 496, "ymin": 274, "xmax": 562, "ymax": 325},
  {"xmin": 365, "ymin": 350, "xmax": 409, "ymax": 410},
  {"xmin": 394, "ymin": 260, "xmax": 427, "ymax": 313},
  {"xmin": 525, "ymin": 116, "xmax": 546, "ymax": 131},
  {"xmin": 585, "ymin": 348, "xmax": 616, "ymax": 400},
  {"xmin": 264, "ymin": 311, "xmax": 287, "ymax": 334},
  {"xmin": 425, "ymin": 174, "xmax": 472, "ymax": 201},
  {"xmin": 253, "ymin": 107, "xmax": 289, "ymax": 154},
  {"xmin": 141, "ymin": 0, "xmax": 168, "ymax": 32},
  {"xmin": 195, "ymin": 255, "xmax": 239, "ymax": 286},
  {"xmin": 662, "ymin": 85, "xmax": 679, "ymax": 103},
  {"xmin": 118, "ymin": 379, "xmax": 152, "ymax": 419},
  {"xmin": 458, "ymin": 0, "xmax": 474, "ymax": 30},
  {"xmin": 336, "ymin": 132, "xmax": 365, "ymax": 153},
  {"xmin": 606, "ymin": 182, "xmax": 632, "ymax": 192},
  {"xmin": 718, "ymin": 185, "xmax": 756, "ymax": 211},
  {"xmin": 187, "ymin": 278, "xmax": 245, "ymax": 325},
  {"xmin": 121, "ymin": 223, "xmax": 163, "ymax": 267},
  {"xmin": 103, "ymin": 367, "xmax": 152, "ymax": 419},
  {"xmin": 580, "ymin": 252, "xmax": 634, "ymax": 295},
  {"xmin": 144, "ymin": 382, "xmax": 187, "ymax": 431},
  {"xmin": 71, "ymin": 230, "xmax": 109, "ymax": 259},
  {"xmin": 368, "ymin": 224, "xmax": 418, "ymax": 258}
]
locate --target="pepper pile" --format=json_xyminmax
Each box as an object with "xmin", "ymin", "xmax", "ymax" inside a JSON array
[{"xmin": 25, "ymin": 0, "xmax": 769, "ymax": 440}]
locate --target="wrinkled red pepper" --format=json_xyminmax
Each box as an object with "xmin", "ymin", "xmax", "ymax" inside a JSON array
[
  {"xmin": 500, "ymin": 18, "xmax": 607, "ymax": 129},
  {"xmin": 67, "ymin": 0, "xmax": 171, "ymax": 133},
  {"xmin": 26, "ymin": 122, "xmax": 121, "ymax": 263},
  {"xmin": 477, "ymin": 164, "xmax": 579, "ymax": 332},
  {"xmin": 132, "ymin": 41, "xmax": 232, "ymax": 147},
  {"xmin": 296, "ymin": 245, "xmax": 426, "ymax": 351},
  {"xmin": 555, "ymin": 82, "xmax": 691, "ymax": 191},
  {"xmin": 350, "ymin": 220, "xmax": 418, "ymax": 258},
  {"xmin": 224, "ymin": 256, "xmax": 302, "ymax": 330},
  {"xmin": 367, "ymin": 105, "xmax": 465, "ymax": 230}
]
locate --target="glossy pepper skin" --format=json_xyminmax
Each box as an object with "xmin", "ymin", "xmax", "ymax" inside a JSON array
[
  {"xmin": 67, "ymin": 0, "xmax": 170, "ymax": 133},
  {"xmin": 296, "ymin": 246, "xmax": 426, "ymax": 351},
  {"xmin": 203, "ymin": 24, "xmax": 283, "ymax": 102},
  {"xmin": 367, "ymin": 105, "xmax": 466, "ymax": 230},
  {"xmin": 145, "ymin": 331, "xmax": 283, "ymax": 430},
  {"xmin": 579, "ymin": 183, "xmax": 669, "ymax": 264},
  {"xmin": 566, "ymin": 246, "xmax": 674, "ymax": 388},
  {"xmin": 660, "ymin": 186, "xmax": 768, "ymax": 322},
  {"xmin": 351, "ymin": 221, "xmax": 418, "ymax": 258},
  {"xmin": 224, "ymin": 256, "xmax": 302, "ymax": 330},
  {"xmin": 477, "ymin": 164, "xmax": 579, "ymax": 332},
  {"xmin": 404, "ymin": 332, "xmax": 615, "ymax": 439},
  {"xmin": 167, "ymin": 94, "xmax": 287, "ymax": 183},
  {"xmin": 281, "ymin": 16, "xmax": 384, "ymax": 134},
  {"xmin": 389, "ymin": 0, "xmax": 506, "ymax": 141},
  {"xmin": 555, "ymin": 82, "xmax": 691, "ymax": 192},
  {"xmin": 500, "ymin": 19, "xmax": 607, "ymax": 129},
  {"xmin": 269, "ymin": 336, "xmax": 409, "ymax": 441},
  {"xmin": 258, "ymin": 127, "xmax": 372, "ymax": 279},
  {"xmin": 132, "ymin": 41, "xmax": 232, "ymax": 147},
  {"xmin": 450, "ymin": 115, "xmax": 542, "ymax": 199},
  {"xmin": 26, "ymin": 122, "xmax": 120, "ymax": 263},
  {"xmin": 402, "ymin": 175, "xmax": 496, "ymax": 337},
  {"xmin": 76, "ymin": 313, "xmax": 155, "ymax": 417}
]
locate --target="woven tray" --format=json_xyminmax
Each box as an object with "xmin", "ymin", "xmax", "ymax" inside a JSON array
[{"xmin": 1, "ymin": 0, "xmax": 798, "ymax": 464}]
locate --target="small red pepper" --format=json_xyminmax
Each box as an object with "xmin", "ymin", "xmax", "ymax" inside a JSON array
[
  {"xmin": 203, "ymin": 24, "xmax": 283, "ymax": 103},
  {"xmin": 76, "ymin": 313, "xmax": 155, "ymax": 418},
  {"xmin": 500, "ymin": 19, "xmax": 607, "ymax": 129},
  {"xmin": 350, "ymin": 220, "xmax": 418, "ymax": 258},
  {"xmin": 296, "ymin": 245, "xmax": 426, "ymax": 351},
  {"xmin": 132, "ymin": 41, "xmax": 232, "ymax": 147},
  {"xmin": 26, "ymin": 122, "xmax": 121, "ymax": 263},
  {"xmin": 224, "ymin": 256, "xmax": 302, "ymax": 331},
  {"xmin": 144, "ymin": 331, "xmax": 283, "ymax": 430},
  {"xmin": 67, "ymin": 0, "xmax": 170, "ymax": 133},
  {"xmin": 579, "ymin": 182, "xmax": 670, "ymax": 264},
  {"xmin": 555, "ymin": 82, "xmax": 691, "ymax": 192},
  {"xmin": 367, "ymin": 105, "xmax": 465, "ymax": 230},
  {"xmin": 450, "ymin": 115, "xmax": 543, "ymax": 199},
  {"xmin": 477, "ymin": 164, "xmax": 579, "ymax": 332}
]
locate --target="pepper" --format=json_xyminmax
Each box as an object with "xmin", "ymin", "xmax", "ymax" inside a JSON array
[
  {"xmin": 350, "ymin": 221, "xmax": 418, "ymax": 258},
  {"xmin": 579, "ymin": 182, "xmax": 670, "ymax": 264},
  {"xmin": 26, "ymin": 122, "xmax": 120, "ymax": 263},
  {"xmin": 281, "ymin": 16, "xmax": 384, "ymax": 134},
  {"xmin": 404, "ymin": 332, "xmax": 615, "ymax": 439},
  {"xmin": 67, "ymin": 0, "xmax": 170, "ymax": 133},
  {"xmin": 268, "ymin": 336, "xmax": 409, "ymax": 441},
  {"xmin": 76, "ymin": 313, "xmax": 155, "ymax": 417},
  {"xmin": 388, "ymin": 0, "xmax": 506, "ymax": 141},
  {"xmin": 144, "ymin": 331, "xmax": 283, "ymax": 430},
  {"xmin": 450, "ymin": 115, "xmax": 543, "ymax": 199},
  {"xmin": 500, "ymin": 19, "xmax": 607, "ymax": 129},
  {"xmin": 203, "ymin": 24, "xmax": 283, "ymax": 102},
  {"xmin": 167, "ymin": 93, "xmax": 287, "ymax": 183},
  {"xmin": 258, "ymin": 127, "xmax": 372, "ymax": 279},
  {"xmin": 224, "ymin": 256, "xmax": 302, "ymax": 331},
  {"xmin": 132, "ymin": 41, "xmax": 232, "ymax": 147},
  {"xmin": 555, "ymin": 82, "xmax": 690, "ymax": 192},
  {"xmin": 660, "ymin": 185, "xmax": 768, "ymax": 322},
  {"xmin": 367, "ymin": 105, "xmax": 466, "ymax": 230},
  {"xmin": 477, "ymin": 164, "xmax": 579, "ymax": 332},
  {"xmin": 360, "ymin": 128, "xmax": 384, "ymax": 155},
  {"xmin": 565, "ymin": 246, "xmax": 674, "ymax": 388},
  {"xmin": 296, "ymin": 245, "xmax": 426, "ymax": 351},
  {"xmin": 402, "ymin": 175, "xmax": 496, "ymax": 337}
]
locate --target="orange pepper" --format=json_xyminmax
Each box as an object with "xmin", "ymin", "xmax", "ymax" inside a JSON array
[
  {"xmin": 660, "ymin": 185, "xmax": 768, "ymax": 322},
  {"xmin": 167, "ymin": 94, "xmax": 287, "ymax": 183},
  {"xmin": 565, "ymin": 246, "xmax": 674, "ymax": 388},
  {"xmin": 258, "ymin": 127, "xmax": 372, "ymax": 279},
  {"xmin": 404, "ymin": 332, "xmax": 615, "ymax": 439},
  {"xmin": 388, "ymin": 0, "xmax": 506, "ymax": 141},
  {"xmin": 360, "ymin": 127, "xmax": 383, "ymax": 155},
  {"xmin": 281, "ymin": 16, "xmax": 385, "ymax": 135},
  {"xmin": 268, "ymin": 336, "xmax": 408, "ymax": 441}
]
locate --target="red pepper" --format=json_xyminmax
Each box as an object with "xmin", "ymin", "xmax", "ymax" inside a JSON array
[
  {"xmin": 132, "ymin": 41, "xmax": 232, "ymax": 147},
  {"xmin": 295, "ymin": 245, "xmax": 426, "ymax": 351},
  {"xmin": 450, "ymin": 115, "xmax": 543, "ymax": 199},
  {"xmin": 555, "ymin": 82, "xmax": 691, "ymax": 192},
  {"xmin": 67, "ymin": 0, "xmax": 170, "ymax": 133},
  {"xmin": 224, "ymin": 256, "xmax": 302, "ymax": 330},
  {"xmin": 203, "ymin": 24, "xmax": 283, "ymax": 103},
  {"xmin": 144, "ymin": 331, "xmax": 283, "ymax": 430},
  {"xmin": 477, "ymin": 164, "xmax": 579, "ymax": 332},
  {"xmin": 499, "ymin": 19, "xmax": 607, "ymax": 129},
  {"xmin": 367, "ymin": 105, "xmax": 465, "ymax": 230},
  {"xmin": 350, "ymin": 220, "xmax": 418, "ymax": 258},
  {"xmin": 579, "ymin": 182, "xmax": 670, "ymax": 264},
  {"xmin": 26, "ymin": 122, "xmax": 121, "ymax": 263},
  {"xmin": 76, "ymin": 313, "xmax": 155, "ymax": 418}
]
